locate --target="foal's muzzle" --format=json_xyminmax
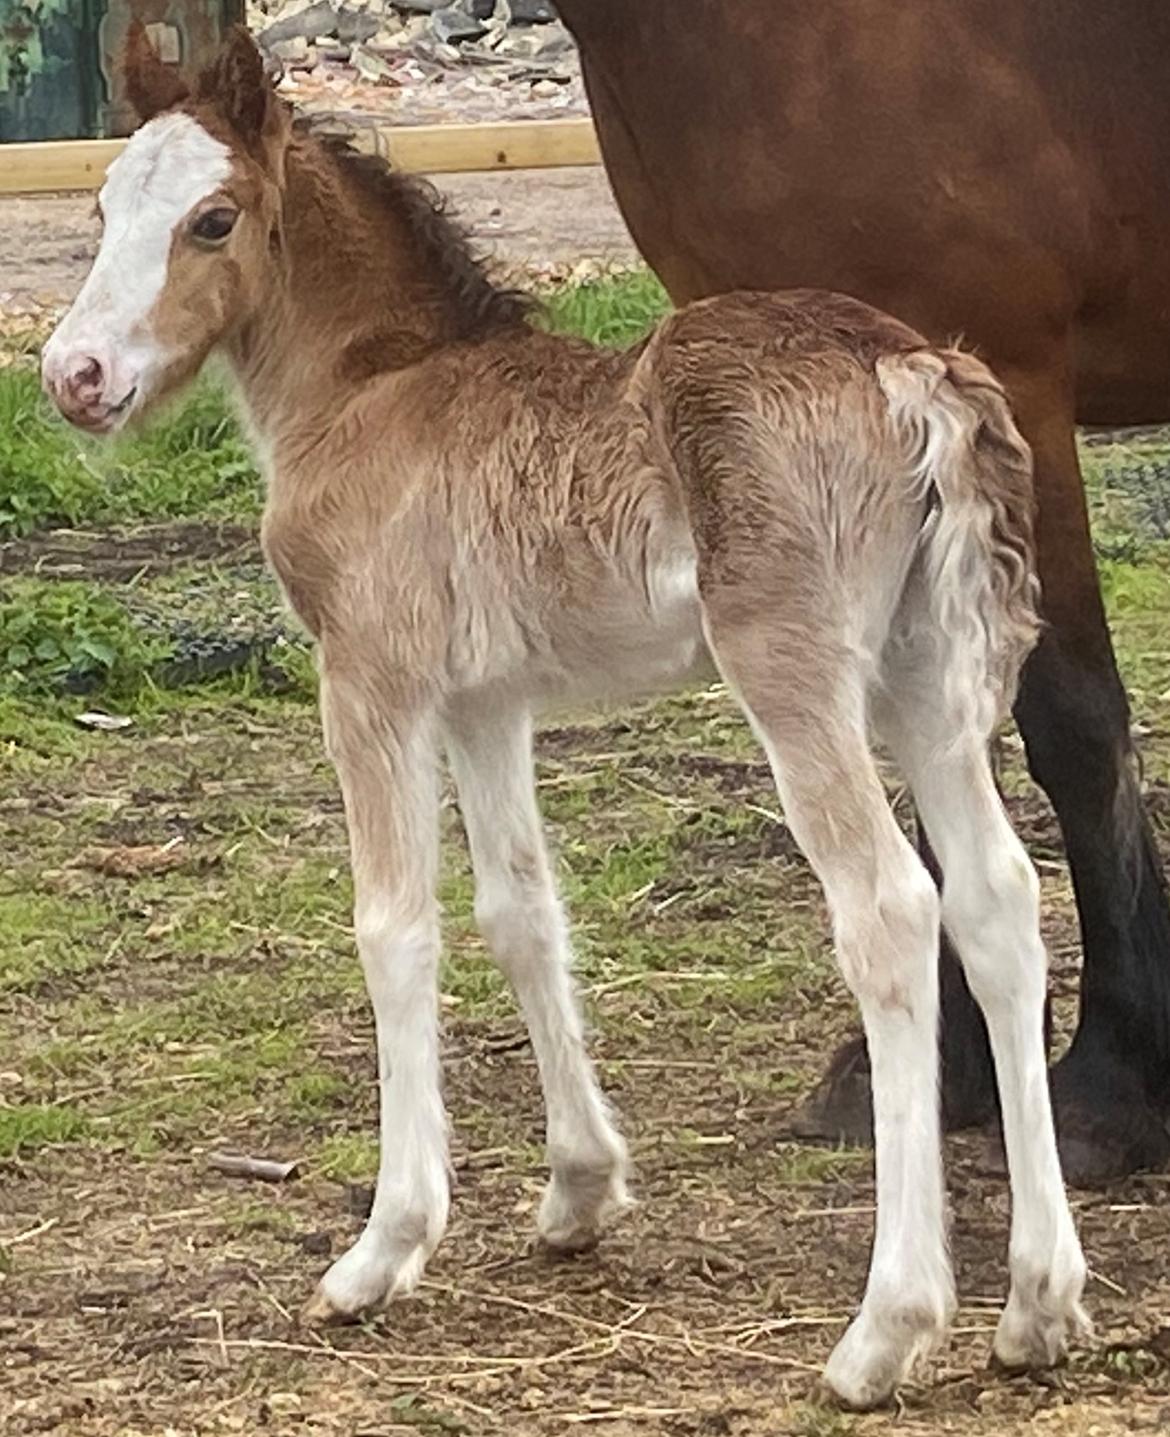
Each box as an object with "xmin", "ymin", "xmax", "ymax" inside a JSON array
[{"xmin": 42, "ymin": 348, "xmax": 137, "ymax": 434}]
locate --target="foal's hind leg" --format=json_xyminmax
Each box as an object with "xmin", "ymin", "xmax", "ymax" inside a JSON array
[
  {"xmin": 444, "ymin": 702, "xmax": 629, "ymax": 1249},
  {"xmin": 874, "ymin": 664, "xmax": 1088, "ymax": 1370},
  {"xmin": 705, "ymin": 615, "xmax": 954, "ymax": 1409}
]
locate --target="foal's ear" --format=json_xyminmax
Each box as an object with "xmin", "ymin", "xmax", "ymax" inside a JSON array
[
  {"xmin": 123, "ymin": 20, "xmax": 189, "ymax": 121},
  {"xmin": 196, "ymin": 26, "xmax": 274, "ymax": 148}
]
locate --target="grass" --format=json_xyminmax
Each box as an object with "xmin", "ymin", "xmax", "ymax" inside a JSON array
[
  {"xmin": 0, "ymin": 1101, "xmax": 89, "ymax": 1159},
  {"xmin": 541, "ymin": 266, "xmax": 670, "ymax": 347},
  {"xmin": 0, "ymin": 366, "xmax": 258, "ymax": 539}
]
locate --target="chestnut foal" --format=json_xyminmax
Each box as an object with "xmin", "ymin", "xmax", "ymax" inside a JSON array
[{"xmin": 42, "ymin": 29, "xmax": 1086, "ymax": 1407}]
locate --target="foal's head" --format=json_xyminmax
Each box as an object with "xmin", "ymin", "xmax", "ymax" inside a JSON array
[{"xmin": 42, "ymin": 26, "xmax": 289, "ymax": 433}]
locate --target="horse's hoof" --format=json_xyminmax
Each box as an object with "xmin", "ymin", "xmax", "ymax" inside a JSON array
[
  {"xmin": 791, "ymin": 1036, "xmax": 874, "ymax": 1145},
  {"xmin": 538, "ymin": 1147, "xmax": 632, "ymax": 1253},
  {"xmin": 1051, "ymin": 1053, "xmax": 1170, "ymax": 1187},
  {"xmin": 301, "ymin": 1287, "xmax": 361, "ymax": 1327},
  {"xmin": 823, "ymin": 1296, "xmax": 951, "ymax": 1410},
  {"xmin": 1054, "ymin": 1104, "xmax": 1170, "ymax": 1187}
]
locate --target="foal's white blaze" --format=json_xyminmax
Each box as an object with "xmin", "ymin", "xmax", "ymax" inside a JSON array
[{"xmin": 42, "ymin": 113, "xmax": 231, "ymax": 430}]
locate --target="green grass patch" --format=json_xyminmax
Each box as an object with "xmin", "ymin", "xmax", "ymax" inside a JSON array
[
  {"xmin": 0, "ymin": 368, "xmax": 258, "ymax": 540},
  {"xmin": 771, "ymin": 1142, "xmax": 870, "ymax": 1185},
  {"xmin": 0, "ymin": 890, "xmax": 118, "ymax": 994},
  {"xmin": 541, "ymin": 267, "xmax": 670, "ymax": 347},
  {"xmin": 316, "ymin": 1131, "xmax": 380, "ymax": 1182},
  {"xmin": 0, "ymin": 1102, "xmax": 89, "ymax": 1158}
]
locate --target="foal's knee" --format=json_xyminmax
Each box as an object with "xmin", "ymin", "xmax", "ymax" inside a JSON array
[
  {"xmin": 474, "ymin": 882, "xmax": 565, "ymax": 978},
  {"xmin": 942, "ymin": 843, "xmax": 1044, "ymax": 1007}
]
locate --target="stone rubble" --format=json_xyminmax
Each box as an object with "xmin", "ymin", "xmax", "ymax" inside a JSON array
[{"xmin": 247, "ymin": 0, "xmax": 586, "ymax": 126}]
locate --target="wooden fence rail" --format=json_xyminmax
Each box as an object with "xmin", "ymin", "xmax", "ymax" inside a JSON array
[{"xmin": 0, "ymin": 117, "xmax": 601, "ymax": 196}]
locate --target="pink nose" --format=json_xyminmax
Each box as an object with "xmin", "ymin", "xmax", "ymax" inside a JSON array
[
  {"xmin": 62, "ymin": 354, "xmax": 104, "ymax": 406},
  {"xmin": 43, "ymin": 350, "xmax": 118, "ymax": 430}
]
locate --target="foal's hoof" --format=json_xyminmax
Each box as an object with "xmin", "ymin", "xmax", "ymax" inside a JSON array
[
  {"xmin": 538, "ymin": 1151, "xmax": 631, "ymax": 1254},
  {"xmin": 792, "ymin": 1036, "xmax": 874, "ymax": 1145},
  {"xmin": 992, "ymin": 1300, "xmax": 1091, "ymax": 1372},
  {"xmin": 993, "ymin": 1229, "xmax": 1089, "ymax": 1373},
  {"xmin": 823, "ymin": 1302, "xmax": 949, "ymax": 1410},
  {"xmin": 993, "ymin": 1285, "xmax": 1091, "ymax": 1372},
  {"xmin": 303, "ymin": 1223, "xmax": 433, "ymax": 1327},
  {"xmin": 301, "ymin": 1286, "xmax": 363, "ymax": 1328}
]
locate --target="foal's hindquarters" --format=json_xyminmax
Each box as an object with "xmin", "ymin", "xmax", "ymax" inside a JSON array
[
  {"xmin": 306, "ymin": 292, "xmax": 1086, "ymax": 1407},
  {"xmin": 631, "ymin": 295, "xmax": 1088, "ymax": 1404}
]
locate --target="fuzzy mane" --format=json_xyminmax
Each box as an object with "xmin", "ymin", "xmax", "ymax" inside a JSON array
[{"xmin": 296, "ymin": 118, "xmax": 535, "ymax": 340}]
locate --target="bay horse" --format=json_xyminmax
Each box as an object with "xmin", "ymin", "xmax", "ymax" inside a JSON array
[
  {"xmin": 557, "ymin": 0, "xmax": 1170, "ymax": 1184},
  {"xmin": 41, "ymin": 28, "xmax": 1087, "ymax": 1407}
]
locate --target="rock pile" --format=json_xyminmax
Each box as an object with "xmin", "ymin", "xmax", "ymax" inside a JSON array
[{"xmin": 248, "ymin": 0, "xmax": 582, "ymax": 123}]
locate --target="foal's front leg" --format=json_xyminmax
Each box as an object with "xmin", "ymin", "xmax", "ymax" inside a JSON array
[
  {"xmin": 306, "ymin": 674, "xmax": 448, "ymax": 1323},
  {"xmin": 445, "ymin": 701, "xmax": 629, "ymax": 1249}
]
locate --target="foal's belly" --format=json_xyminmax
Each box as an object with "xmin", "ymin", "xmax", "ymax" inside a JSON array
[
  {"xmin": 464, "ymin": 543, "xmax": 713, "ymax": 711},
  {"xmin": 550, "ymin": 545, "xmax": 713, "ymax": 704}
]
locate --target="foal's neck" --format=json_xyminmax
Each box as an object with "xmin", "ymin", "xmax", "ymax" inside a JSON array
[{"xmin": 225, "ymin": 131, "xmax": 528, "ymax": 457}]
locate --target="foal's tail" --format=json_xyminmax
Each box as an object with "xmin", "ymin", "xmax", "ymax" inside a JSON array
[{"xmin": 877, "ymin": 347, "xmax": 1041, "ymax": 737}]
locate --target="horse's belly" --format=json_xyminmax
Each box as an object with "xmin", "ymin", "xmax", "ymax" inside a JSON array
[{"xmin": 544, "ymin": 546, "xmax": 712, "ymax": 703}]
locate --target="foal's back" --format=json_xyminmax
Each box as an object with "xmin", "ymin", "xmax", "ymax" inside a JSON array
[{"xmin": 269, "ymin": 287, "xmax": 978, "ymax": 720}]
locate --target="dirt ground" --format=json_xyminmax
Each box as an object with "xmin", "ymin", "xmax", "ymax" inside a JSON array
[{"xmin": 0, "ymin": 168, "xmax": 637, "ymax": 318}]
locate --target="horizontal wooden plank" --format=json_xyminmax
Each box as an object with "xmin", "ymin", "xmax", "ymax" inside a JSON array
[
  {"xmin": 0, "ymin": 118, "xmax": 601, "ymax": 195},
  {"xmin": 0, "ymin": 138, "xmax": 126, "ymax": 196},
  {"xmin": 386, "ymin": 116, "xmax": 599, "ymax": 174}
]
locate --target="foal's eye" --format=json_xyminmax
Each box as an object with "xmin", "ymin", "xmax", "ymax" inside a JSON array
[{"xmin": 191, "ymin": 208, "xmax": 239, "ymax": 244}]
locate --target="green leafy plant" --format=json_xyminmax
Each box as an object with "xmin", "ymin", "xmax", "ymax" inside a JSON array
[{"xmin": 0, "ymin": 579, "xmax": 164, "ymax": 695}]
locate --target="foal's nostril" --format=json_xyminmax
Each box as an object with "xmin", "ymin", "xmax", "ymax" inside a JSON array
[{"xmin": 68, "ymin": 355, "xmax": 104, "ymax": 399}]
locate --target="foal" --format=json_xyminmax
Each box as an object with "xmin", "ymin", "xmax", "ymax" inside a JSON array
[{"xmin": 42, "ymin": 28, "xmax": 1087, "ymax": 1408}]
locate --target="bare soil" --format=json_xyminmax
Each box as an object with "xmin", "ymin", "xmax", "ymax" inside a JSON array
[{"xmin": 0, "ymin": 522, "xmax": 258, "ymax": 581}]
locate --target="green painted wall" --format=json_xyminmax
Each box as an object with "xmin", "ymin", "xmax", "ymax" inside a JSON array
[
  {"xmin": 0, "ymin": 0, "xmax": 244, "ymax": 142},
  {"xmin": 0, "ymin": 0, "xmax": 97, "ymax": 141}
]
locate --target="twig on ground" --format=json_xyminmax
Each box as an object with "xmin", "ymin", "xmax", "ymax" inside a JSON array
[
  {"xmin": 2, "ymin": 1216, "xmax": 59, "ymax": 1247},
  {"xmin": 206, "ymin": 1151, "xmax": 301, "ymax": 1183}
]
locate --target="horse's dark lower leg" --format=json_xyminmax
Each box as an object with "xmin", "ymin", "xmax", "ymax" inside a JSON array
[
  {"xmin": 1011, "ymin": 383, "xmax": 1170, "ymax": 1183},
  {"xmin": 1014, "ymin": 630, "xmax": 1170, "ymax": 1183}
]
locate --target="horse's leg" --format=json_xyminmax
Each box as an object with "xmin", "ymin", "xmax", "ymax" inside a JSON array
[
  {"xmin": 706, "ymin": 618, "xmax": 953, "ymax": 1408},
  {"xmin": 875, "ymin": 664, "xmax": 1087, "ymax": 1369},
  {"xmin": 796, "ymin": 838, "xmax": 997, "ymax": 1145},
  {"xmin": 1008, "ymin": 369, "xmax": 1170, "ymax": 1184},
  {"xmin": 305, "ymin": 673, "xmax": 449, "ymax": 1323},
  {"xmin": 444, "ymin": 703, "xmax": 629, "ymax": 1249}
]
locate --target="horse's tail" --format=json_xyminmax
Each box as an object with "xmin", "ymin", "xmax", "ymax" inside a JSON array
[{"xmin": 877, "ymin": 346, "xmax": 1041, "ymax": 737}]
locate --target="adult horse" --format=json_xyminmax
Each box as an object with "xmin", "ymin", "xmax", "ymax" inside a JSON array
[{"xmin": 557, "ymin": 0, "xmax": 1170, "ymax": 1183}]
